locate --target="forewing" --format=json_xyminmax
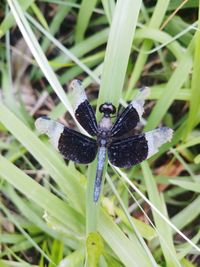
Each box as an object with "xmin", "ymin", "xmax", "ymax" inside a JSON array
[
  {"xmin": 69, "ymin": 80, "xmax": 98, "ymax": 136},
  {"xmin": 111, "ymin": 87, "xmax": 150, "ymax": 138},
  {"xmin": 35, "ymin": 117, "xmax": 98, "ymax": 164},
  {"xmin": 108, "ymin": 127, "xmax": 173, "ymax": 168}
]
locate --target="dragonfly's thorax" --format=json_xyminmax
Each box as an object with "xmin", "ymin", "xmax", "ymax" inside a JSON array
[
  {"xmin": 99, "ymin": 115, "xmax": 113, "ymax": 131},
  {"xmin": 97, "ymin": 115, "xmax": 113, "ymax": 147}
]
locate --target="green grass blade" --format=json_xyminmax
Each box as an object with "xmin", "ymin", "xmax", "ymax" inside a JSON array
[
  {"xmin": 7, "ymin": 0, "xmax": 74, "ymax": 117},
  {"xmin": 26, "ymin": 13, "xmax": 100, "ymax": 84},
  {"xmin": 98, "ymin": 211, "xmax": 153, "ymax": 267},
  {"xmin": 86, "ymin": 0, "xmax": 142, "ymax": 235},
  {"xmin": 30, "ymin": 2, "xmax": 49, "ymax": 29},
  {"xmin": 97, "ymin": 0, "xmax": 142, "ymax": 111},
  {"xmin": 41, "ymin": 2, "xmax": 76, "ymax": 52},
  {"xmin": 101, "ymin": 0, "xmax": 115, "ymax": 24},
  {"xmin": 0, "ymin": 0, "xmax": 34, "ymax": 38},
  {"xmin": 0, "ymin": 155, "xmax": 84, "ymax": 234},
  {"xmin": 142, "ymin": 162, "xmax": 181, "ymax": 266},
  {"xmin": 0, "ymin": 260, "xmax": 34, "ymax": 267},
  {"xmin": 58, "ymin": 249, "xmax": 84, "ymax": 267},
  {"xmin": 177, "ymin": 230, "xmax": 200, "ymax": 260},
  {"xmin": 145, "ymin": 40, "xmax": 194, "ymax": 131},
  {"xmin": 171, "ymin": 196, "xmax": 200, "ymax": 231},
  {"xmin": 134, "ymin": 28, "xmax": 183, "ymax": 60},
  {"xmin": 170, "ymin": 179, "xmax": 200, "ymax": 193},
  {"xmin": 3, "ymin": 184, "xmax": 61, "ymax": 240},
  {"xmin": 75, "ymin": 0, "xmax": 98, "ymax": 42},
  {"xmin": 125, "ymin": 0, "xmax": 170, "ymax": 98},
  {"xmin": 51, "ymin": 28, "xmax": 108, "ymax": 71},
  {"xmin": 0, "ymin": 203, "xmax": 54, "ymax": 265},
  {"xmin": 106, "ymin": 174, "xmax": 157, "ymax": 267},
  {"xmin": 185, "ymin": 6, "xmax": 200, "ymax": 137},
  {"xmin": 115, "ymin": 167, "xmax": 200, "ymax": 253}
]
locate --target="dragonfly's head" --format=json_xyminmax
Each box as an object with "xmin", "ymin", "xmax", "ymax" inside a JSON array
[{"xmin": 99, "ymin": 103, "xmax": 116, "ymax": 116}]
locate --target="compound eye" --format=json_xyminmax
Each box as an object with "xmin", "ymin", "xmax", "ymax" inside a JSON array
[
  {"xmin": 110, "ymin": 105, "xmax": 116, "ymax": 114},
  {"xmin": 99, "ymin": 104, "xmax": 105, "ymax": 113}
]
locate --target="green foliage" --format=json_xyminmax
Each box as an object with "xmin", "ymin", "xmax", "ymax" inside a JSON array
[
  {"xmin": 86, "ymin": 232, "xmax": 104, "ymax": 267},
  {"xmin": 0, "ymin": 0, "xmax": 200, "ymax": 266}
]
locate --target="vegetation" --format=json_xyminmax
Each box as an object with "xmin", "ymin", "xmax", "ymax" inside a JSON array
[{"xmin": 0, "ymin": 0, "xmax": 200, "ymax": 266}]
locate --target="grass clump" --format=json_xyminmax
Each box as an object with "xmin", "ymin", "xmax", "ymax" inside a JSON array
[{"xmin": 0, "ymin": 1, "xmax": 200, "ymax": 266}]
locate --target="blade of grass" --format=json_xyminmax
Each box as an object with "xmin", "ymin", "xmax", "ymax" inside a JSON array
[
  {"xmin": 115, "ymin": 167, "xmax": 200, "ymax": 253},
  {"xmin": 125, "ymin": 0, "xmax": 170, "ymax": 98},
  {"xmin": 41, "ymin": 1, "xmax": 76, "ymax": 52},
  {"xmin": 185, "ymin": 3, "xmax": 200, "ymax": 137},
  {"xmin": 177, "ymin": 230, "xmax": 200, "ymax": 260},
  {"xmin": 30, "ymin": 2, "xmax": 49, "ymax": 29},
  {"xmin": 50, "ymin": 28, "xmax": 108, "ymax": 72},
  {"xmin": 98, "ymin": 211, "xmax": 154, "ymax": 267},
  {"xmin": 0, "ymin": 0, "xmax": 34, "ymax": 38},
  {"xmin": 106, "ymin": 174, "xmax": 158, "ymax": 267},
  {"xmin": 171, "ymin": 195, "xmax": 200, "ymax": 232},
  {"xmin": 142, "ymin": 162, "xmax": 181, "ymax": 267},
  {"xmin": 0, "ymin": 202, "xmax": 55, "ymax": 265},
  {"xmin": 75, "ymin": 0, "xmax": 98, "ymax": 42},
  {"xmin": 0, "ymin": 260, "xmax": 36, "ymax": 267},
  {"xmin": 3, "ymin": 184, "xmax": 64, "ymax": 241},
  {"xmin": 86, "ymin": 0, "xmax": 142, "ymax": 236},
  {"xmin": 7, "ymin": 0, "xmax": 74, "ymax": 119},
  {"xmin": 168, "ymin": 0, "xmax": 199, "ymax": 11},
  {"xmin": 134, "ymin": 27, "xmax": 184, "ymax": 60},
  {"xmin": 0, "ymin": 155, "xmax": 84, "ymax": 235},
  {"xmin": 101, "ymin": 0, "xmax": 115, "ymax": 24},
  {"xmin": 145, "ymin": 39, "xmax": 194, "ymax": 131},
  {"xmin": 58, "ymin": 249, "xmax": 84, "ymax": 267},
  {"xmin": 97, "ymin": 0, "xmax": 142, "ymax": 110},
  {"xmin": 41, "ymin": 0, "xmax": 104, "ymax": 15},
  {"xmin": 25, "ymin": 12, "xmax": 100, "ymax": 84},
  {"xmin": 170, "ymin": 179, "xmax": 200, "ymax": 193},
  {"xmin": 137, "ymin": 21, "xmax": 197, "ymax": 55}
]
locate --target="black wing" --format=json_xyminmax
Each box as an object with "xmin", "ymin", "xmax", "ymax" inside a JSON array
[
  {"xmin": 108, "ymin": 134, "xmax": 148, "ymax": 168},
  {"xmin": 69, "ymin": 80, "xmax": 98, "ymax": 136},
  {"xmin": 111, "ymin": 87, "xmax": 150, "ymax": 138},
  {"xmin": 108, "ymin": 127, "xmax": 173, "ymax": 168},
  {"xmin": 35, "ymin": 117, "xmax": 98, "ymax": 164}
]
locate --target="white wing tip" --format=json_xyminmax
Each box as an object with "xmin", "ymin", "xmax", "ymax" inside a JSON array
[
  {"xmin": 137, "ymin": 86, "xmax": 151, "ymax": 100},
  {"xmin": 35, "ymin": 117, "xmax": 64, "ymax": 147},
  {"xmin": 161, "ymin": 127, "xmax": 173, "ymax": 142},
  {"xmin": 131, "ymin": 87, "xmax": 150, "ymax": 119},
  {"xmin": 69, "ymin": 79, "xmax": 87, "ymax": 110},
  {"xmin": 146, "ymin": 127, "xmax": 173, "ymax": 158},
  {"xmin": 69, "ymin": 79, "xmax": 83, "ymax": 91},
  {"xmin": 35, "ymin": 117, "xmax": 51, "ymax": 134}
]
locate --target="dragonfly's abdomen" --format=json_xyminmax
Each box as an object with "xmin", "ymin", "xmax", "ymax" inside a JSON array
[{"xmin": 93, "ymin": 146, "xmax": 107, "ymax": 202}]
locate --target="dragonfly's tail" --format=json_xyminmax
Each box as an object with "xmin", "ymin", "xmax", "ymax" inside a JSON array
[{"xmin": 93, "ymin": 147, "xmax": 107, "ymax": 203}]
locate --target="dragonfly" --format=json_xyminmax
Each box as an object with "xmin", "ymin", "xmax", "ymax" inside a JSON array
[{"xmin": 35, "ymin": 80, "xmax": 173, "ymax": 202}]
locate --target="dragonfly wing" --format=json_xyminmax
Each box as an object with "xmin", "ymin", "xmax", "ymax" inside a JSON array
[
  {"xmin": 108, "ymin": 134, "xmax": 148, "ymax": 168},
  {"xmin": 35, "ymin": 117, "xmax": 98, "ymax": 164},
  {"xmin": 111, "ymin": 87, "xmax": 150, "ymax": 137},
  {"xmin": 108, "ymin": 127, "xmax": 173, "ymax": 168},
  {"xmin": 145, "ymin": 127, "xmax": 173, "ymax": 158},
  {"xmin": 69, "ymin": 80, "xmax": 98, "ymax": 136}
]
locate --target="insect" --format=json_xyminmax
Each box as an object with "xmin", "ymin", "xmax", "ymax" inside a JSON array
[{"xmin": 35, "ymin": 80, "xmax": 173, "ymax": 202}]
